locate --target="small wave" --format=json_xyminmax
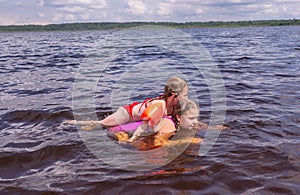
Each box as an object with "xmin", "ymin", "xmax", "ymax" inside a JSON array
[
  {"xmin": 235, "ymin": 56, "xmax": 253, "ymax": 61},
  {"xmin": 275, "ymin": 73, "xmax": 298, "ymax": 78},
  {"xmin": 4, "ymin": 141, "xmax": 43, "ymax": 149},
  {"xmin": 1, "ymin": 110, "xmax": 50, "ymax": 124},
  {"xmin": 0, "ymin": 140, "xmax": 84, "ymax": 179},
  {"xmin": 1, "ymin": 26, "xmax": 300, "ymax": 194},
  {"xmin": 1, "ymin": 108, "xmax": 73, "ymax": 125},
  {"xmin": 228, "ymin": 82, "xmax": 256, "ymax": 91}
]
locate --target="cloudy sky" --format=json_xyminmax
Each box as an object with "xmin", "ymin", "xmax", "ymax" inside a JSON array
[{"xmin": 0, "ymin": 0, "xmax": 299, "ymax": 25}]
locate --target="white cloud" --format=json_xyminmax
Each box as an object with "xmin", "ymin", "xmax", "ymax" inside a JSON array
[
  {"xmin": 52, "ymin": 13, "xmax": 75, "ymax": 22},
  {"xmin": 49, "ymin": 0, "xmax": 106, "ymax": 7},
  {"xmin": 53, "ymin": 13, "xmax": 63, "ymax": 22},
  {"xmin": 38, "ymin": 13, "xmax": 45, "ymax": 17},
  {"xmin": 157, "ymin": 2, "xmax": 172, "ymax": 16},
  {"xmin": 0, "ymin": 0, "xmax": 299, "ymax": 25},
  {"xmin": 59, "ymin": 5, "xmax": 85, "ymax": 13},
  {"xmin": 127, "ymin": 0, "xmax": 148, "ymax": 15},
  {"xmin": 66, "ymin": 13, "xmax": 76, "ymax": 20},
  {"xmin": 38, "ymin": 0, "xmax": 44, "ymax": 6},
  {"xmin": 45, "ymin": 0, "xmax": 107, "ymax": 11}
]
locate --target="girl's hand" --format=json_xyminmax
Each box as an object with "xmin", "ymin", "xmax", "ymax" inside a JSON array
[
  {"xmin": 62, "ymin": 120, "xmax": 77, "ymax": 125},
  {"xmin": 192, "ymin": 121, "xmax": 208, "ymax": 130},
  {"xmin": 193, "ymin": 122, "xmax": 228, "ymax": 131}
]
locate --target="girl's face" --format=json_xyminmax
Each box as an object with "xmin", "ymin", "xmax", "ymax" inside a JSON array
[{"xmin": 178, "ymin": 108, "xmax": 199, "ymax": 130}]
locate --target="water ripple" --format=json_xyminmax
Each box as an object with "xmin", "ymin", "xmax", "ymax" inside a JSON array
[{"xmin": 0, "ymin": 26, "xmax": 299, "ymax": 194}]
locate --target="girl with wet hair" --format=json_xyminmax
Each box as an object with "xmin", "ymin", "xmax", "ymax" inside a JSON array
[
  {"xmin": 63, "ymin": 77, "xmax": 189, "ymax": 141},
  {"xmin": 127, "ymin": 98, "xmax": 203, "ymax": 149},
  {"xmin": 99, "ymin": 77, "xmax": 188, "ymax": 126},
  {"xmin": 153, "ymin": 98, "xmax": 200, "ymax": 142}
]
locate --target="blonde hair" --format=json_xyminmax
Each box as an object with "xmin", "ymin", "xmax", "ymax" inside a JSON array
[{"xmin": 175, "ymin": 98, "xmax": 199, "ymax": 115}]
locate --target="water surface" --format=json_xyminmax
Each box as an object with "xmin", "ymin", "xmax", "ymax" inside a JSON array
[{"xmin": 0, "ymin": 26, "xmax": 299, "ymax": 194}]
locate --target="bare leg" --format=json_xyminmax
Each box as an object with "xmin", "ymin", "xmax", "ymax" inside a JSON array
[
  {"xmin": 99, "ymin": 107, "xmax": 131, "ymax": 127},
  {"xmin": 63, "ymin": 107, "xmax": 131, "ymax": 127}
]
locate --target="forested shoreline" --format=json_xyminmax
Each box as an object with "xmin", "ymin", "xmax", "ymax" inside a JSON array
[{"xmin": 0, "ymin": 19, "xmax": 299, "ymax": 32}]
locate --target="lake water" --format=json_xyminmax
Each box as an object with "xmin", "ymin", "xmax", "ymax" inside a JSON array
[{"xmin": 0, "ymin": 26, "xmax": 299, "ymax": 194}]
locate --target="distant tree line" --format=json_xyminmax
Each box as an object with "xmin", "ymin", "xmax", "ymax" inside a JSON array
[{"xmin": 0, "ymin": 19, "xmax": 299, "ymax": 32}]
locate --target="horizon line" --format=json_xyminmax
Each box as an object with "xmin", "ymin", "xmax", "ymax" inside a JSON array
[{"xmin": 1, "ymin": 18, "xmax": 299, "ymax": 27}]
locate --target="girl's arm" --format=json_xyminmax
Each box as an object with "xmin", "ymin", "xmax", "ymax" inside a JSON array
[{"xmin": 128, "ymin": 121, "xmax": 149, "ymax": 142}]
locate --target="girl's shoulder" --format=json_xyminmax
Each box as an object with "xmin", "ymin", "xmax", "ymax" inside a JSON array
[
  {"xmin": 155, "ymin": 117, "xmax": 176, "ymax": 134},
  {"xmin": 148, "ymin": 99, "xmax": 165, "ymax": 105}
]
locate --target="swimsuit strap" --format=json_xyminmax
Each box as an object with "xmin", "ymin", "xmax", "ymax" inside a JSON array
[
  {"xmin": 138, "ymin": 97, "xmax": 153, "ymax": 114},
  {"xmin": 137, "ymin": 94, "xmax": 167, "ymax": 115},
  {"xmin": 164, "ymin": 115, "xmax": 175, "ymax": 123},
  {"xmin": 169, "ymin": 104, "xmax": 175, "ymax": 116},
  {"xmin": 158, "ymin": 93, "xmax": 175, "ymax": 117}
]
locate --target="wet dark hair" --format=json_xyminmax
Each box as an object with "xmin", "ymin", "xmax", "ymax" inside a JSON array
[
  {"xmin": 164, "ymin": 77, "xmax": 187, "ymax": 97},
  {"xmin": 159, "ymin": 77, "xmax": 187, "ymax": 100},
  {"xmin": 158, "ymin": 77, "xmax": 188, "ymax": 116},
  {"xmin": 145, "ymin": 77, "xmax": 188, "ymax": 116}
]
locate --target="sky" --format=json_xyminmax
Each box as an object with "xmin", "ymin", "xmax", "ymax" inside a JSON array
[{"xmin": 0, "ymin": 0, "xmax": 299, "ymax": 25}]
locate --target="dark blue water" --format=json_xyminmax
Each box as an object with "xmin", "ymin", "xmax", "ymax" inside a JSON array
[{"xmin": 0, "ymin": 26, "xmax": 299, "ymax": 194}]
